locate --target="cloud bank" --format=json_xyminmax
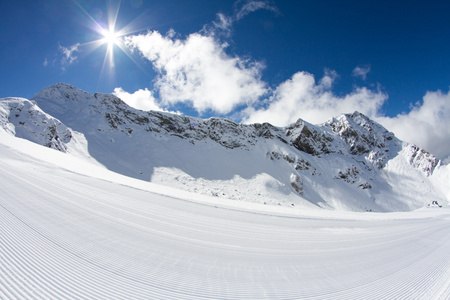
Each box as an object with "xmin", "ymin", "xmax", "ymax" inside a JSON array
[
  {"xmin": 242, "ymin": 71, "xmax": 387, "ymax": 126},
  {"xmin": 117, "ymin": 1, "xmax": 450, "ymax": 162}
]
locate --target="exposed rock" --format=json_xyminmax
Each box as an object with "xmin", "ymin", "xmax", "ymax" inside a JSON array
[{"xmin": 0, "ymin": 97, "xmax": 74, "ymax": 152}]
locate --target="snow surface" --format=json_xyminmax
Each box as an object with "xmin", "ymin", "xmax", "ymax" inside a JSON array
[
  {"xmin": 1, "ymin": 83, "xmax": 450, "ymax": 298},
  {"xmin": 1, "ymin": 128, "xmax": 450, "ymax": 299}
]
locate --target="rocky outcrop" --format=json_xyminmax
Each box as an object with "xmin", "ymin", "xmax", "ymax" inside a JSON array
[
  {"xmin": 0, "ymin": 97, "xmax": 73, "ymax": 152},
  {"xmin": 403, "ymin": 144, "xmax": 439, "ymax": 176}
]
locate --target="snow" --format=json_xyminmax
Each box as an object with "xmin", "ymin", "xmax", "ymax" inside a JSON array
[
  {"xmin": 2, "ymin": 126, "xmax": 450, "ymax": 299},
  {"xmin": 1, "ymin": 83, "xmax": 450, "ymax": 297}
]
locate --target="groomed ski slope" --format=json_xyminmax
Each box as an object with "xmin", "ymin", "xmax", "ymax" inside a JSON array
[{"xmin": 1, "ymin": 134, "xmax": 450, "ymax": 299}]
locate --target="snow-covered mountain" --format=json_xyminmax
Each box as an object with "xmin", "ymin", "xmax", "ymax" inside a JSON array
[
  {"xmin": 1, "ymin": 83, "xmax": 448, "ymax": 211},
  {"xmin": 2, "ymin": 83, "xmax": 450, "ymax": 298}
]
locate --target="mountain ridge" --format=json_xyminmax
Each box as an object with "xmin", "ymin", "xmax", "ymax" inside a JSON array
[{"xmin": 1, "ymin": 82, "xmax": 447, "ymax": 211}]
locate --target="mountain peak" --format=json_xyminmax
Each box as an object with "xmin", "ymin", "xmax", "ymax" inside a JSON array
[
  {"xmin": 31, "ymin": 83, "xmax": 96, "ymax": 117},
  {"xmin": 33, "ymin": 82, "xmax": 93, "ymax": 103},
  {"xmin": 325, "ymin": 111, "xmax": 398, "ymax": 157}
]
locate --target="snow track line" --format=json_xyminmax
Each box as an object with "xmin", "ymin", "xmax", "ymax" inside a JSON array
[
  {"xmin": 0, "ymin": 183, "xmax": 221, "ymax": 299},
  {"xmin": 1, "ymin": 204, "xmax": 221, "ymax": 300},
  {"xmin": 1, "ymin": 150, "xmax": 450, "ymax": 299}
]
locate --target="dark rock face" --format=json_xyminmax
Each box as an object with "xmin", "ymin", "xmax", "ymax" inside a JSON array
[
  {"xmin": 0, "ymin": 97, "xmax": 73, "ymax": 152},
  {"xmin": 286, "ymin": 120, "xmax": 334, "ymax": 155},
  {"xmin": 405, "ymin": 144, "xmax": 439, "ymax": 176},
  {"xmin": 326, "ymin": 112, "xmax": 396, "ymax": 155}
]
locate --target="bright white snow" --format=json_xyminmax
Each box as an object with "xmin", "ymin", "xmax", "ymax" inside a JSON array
[{"xmin": 1, "ymin": 130, "xmax": 450, "ymax": 299}]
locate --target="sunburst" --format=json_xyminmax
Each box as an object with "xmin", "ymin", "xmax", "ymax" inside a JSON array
[
  {"xmin": 98, "ymin": 24, "xmax": 124, "ymax": 68},
  {"xmin": 73, "ymin": 0, "xmax": 143, "ymax": 74},
  {"xmin": 101, "ymin": 26, "xmax": 120, "ymax": 49}
]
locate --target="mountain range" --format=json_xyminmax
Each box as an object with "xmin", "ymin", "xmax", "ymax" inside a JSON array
[{"xmin": 1, "ymin": 82, "xmax": 448, "ymax": 211}]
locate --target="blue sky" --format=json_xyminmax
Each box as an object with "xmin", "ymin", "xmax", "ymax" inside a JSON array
[{"xmin": 1, "ymin": 0, "xmax": 450, "ymax": 160}]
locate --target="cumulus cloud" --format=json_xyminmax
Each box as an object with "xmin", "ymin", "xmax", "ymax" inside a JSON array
[
  {"xmin": 352, "ymin": 65, "xmax": 371, "ymax": 80},
  {"xmin": 122, "ymin": 0, "xmax": 278, "ymax": 116},
  {"xmin": 112, "ymin": 87, "xmax": 167, "ymax": 112},
  {"xmin": 125, "ymin": 31, "xmax": 267, "ymax": 114},
  {"xmin": 375, "ymin": 89, "xmax": 450, "ymax": 161},
  {"xmin": 59, "ymin": 43, "xmax": 80, "ymax": 70},
  {"xmin": 243, "ymin": 71, "xmax": 387, "ymax": 126}
]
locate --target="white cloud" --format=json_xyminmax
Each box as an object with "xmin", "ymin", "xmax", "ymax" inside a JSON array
[
  {"xmin": 235, "ymin": 0, "xmax": 279, "ymax": 20},
  {"xmin": 319, "ymin": 68, "xmax": 338, "ymax": 89},
  {"xmin": 126, "ymin": 31, "xmax": 267, "ymax": 114},
  {"xmin": 212, "ymin": 13, "xmax": 233, "ymax": 31},
  {"xmin": 352, "ymin": 65, "xmax": 371, "ymax": 80},
  {"xmin": 243, "ymin": 71, "xmax": 387, "ymax": 126},
  {"xmin": 375, "ymin": 89, "xmax": 450, "ymax": 161},
  {"xmin": 208, "ymin": 0, "xmax": 278, "ymax": 34},
  {"xmin": 122, "ymin": 0, "xmax": 277, "ymax": 116},
  {"xmin": 112, "ymin": 87, "xmax": 166, "ymax": 112},
  {"xmin": 59, "ymin": 43, "xmax": 80, "ymax": 70}
]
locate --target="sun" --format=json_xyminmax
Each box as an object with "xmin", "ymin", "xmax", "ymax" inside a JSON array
[
  {"xmin": 73, "ymin": 0, "xmax": 148, "ymax": 83},
  {"xmin": 98, "ymin": 20, "xmax": 126, "ymax": 68},
  {"xmin": 101, "ymin": 27, "xmax": 120, "ymax": 48}
]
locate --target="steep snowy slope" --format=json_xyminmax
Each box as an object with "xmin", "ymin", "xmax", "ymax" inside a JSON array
[
  {"xmin": 0, "ymin": 97, "xmax": 97, "ymax": 163},
  {"xmin": 1, "ymin": 82, "xmax": 447, "ymax": 211},
  {"xmin": 1, "ymin": 129, "xmax": 450, "ymax": 299}
]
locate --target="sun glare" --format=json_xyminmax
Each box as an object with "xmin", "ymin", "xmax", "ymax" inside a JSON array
[
  {"xmin": 73, "ymin": 0, "xmax": 149, "ymax": 85},
  {"xmin": 102, "ymin": 28, "xmax": 119, "ymax": 48}
]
